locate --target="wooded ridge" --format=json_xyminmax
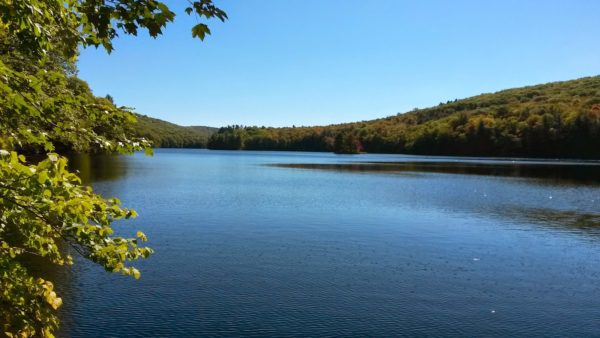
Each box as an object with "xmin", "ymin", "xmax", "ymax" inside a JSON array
[{"xmin": 206, "ymin": 76, "xmax": 600, "ymax": 158}]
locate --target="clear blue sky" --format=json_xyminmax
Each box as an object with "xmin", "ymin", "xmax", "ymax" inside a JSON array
[{"xmin": 77, "ymin": 0, "xmax": 600, "ymax": 127}]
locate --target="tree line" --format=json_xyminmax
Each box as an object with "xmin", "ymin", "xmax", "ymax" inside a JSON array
[
  {"xmin": 208, "ymin": 76, "xmax": 600, "ymax": 158},
  {"xmin": 133, "ymin": 114, "xmax": 216, "ymax": 148}
]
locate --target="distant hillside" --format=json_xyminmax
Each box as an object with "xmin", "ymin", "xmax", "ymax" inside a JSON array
[
  {"xmin": 208, "ymin": 76, "xmax": 600, "ymax": 158},
  {"xmin": 133, "ymin": 114, "xmax": 216, "ymax": 148}
]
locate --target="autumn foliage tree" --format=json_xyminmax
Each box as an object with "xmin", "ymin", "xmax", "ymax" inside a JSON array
[{"xmin": 207, "ymin": 77, "xmax": 600, "ymax": 158}]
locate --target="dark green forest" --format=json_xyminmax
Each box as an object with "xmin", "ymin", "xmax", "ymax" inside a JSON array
[
  {"xmin": 207, "ymin": 76, "xmax": 600, "ymax": 158},
  {"xmin": 133, "ymin": 115, "xmax": 216, "ymax": 148}
]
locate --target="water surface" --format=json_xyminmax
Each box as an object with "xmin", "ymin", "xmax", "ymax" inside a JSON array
[{"xmin": 57, "ymin": 150, "xmax": 600, "ymax": 337}]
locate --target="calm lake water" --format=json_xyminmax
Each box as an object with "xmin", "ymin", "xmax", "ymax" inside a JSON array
[{"xmin": 55, "ymin": 149, "xmax": 600, "ymax": 337}]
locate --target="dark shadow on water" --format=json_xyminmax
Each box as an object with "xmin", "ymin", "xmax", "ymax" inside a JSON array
[
  {"xmin": 493, "ymin": 206, "xmax": 600, "ymax": 238},
  {"xmin": 270, "ymin": 161, "xmax": 600, "ymax": 238},
  {"xmin": 270, "ymin": 161, "xmax": 600, "ymax": 186},
  {"xmin": 67, "ymin": 153, "xmax": 128, "ymax": 184}
]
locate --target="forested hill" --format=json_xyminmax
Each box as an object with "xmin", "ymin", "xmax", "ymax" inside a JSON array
[
  {"xmin": 133, "ymin": 115, "xmax": 217, "ymax": 148},
  {"xmin": 207, "ymin": 76, "xmax": 600, "ymax": 158}
]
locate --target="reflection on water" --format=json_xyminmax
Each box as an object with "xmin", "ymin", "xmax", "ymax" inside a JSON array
[
  {"xmin": 494, "ymin": 206, "xmax": 600, "ymax": 238},
  {"xmin": 271, "ymin": 160, "xmax": 600, "ymax": 185},
  {"xmin": 68, "ymin": 153, "xmax": 128, "ymax": 184},
  {"xmin": 56, "ymin": 150, "xmax": 600, "ymax": 337},
  {"xmin": 271, "ymin": 159, "xmax": 600, "ymax": 239}
]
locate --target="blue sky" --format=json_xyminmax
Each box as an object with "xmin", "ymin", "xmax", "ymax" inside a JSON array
[{"xmin": 78, "ymin": 0, "xmax": 600, "ymax": 127}]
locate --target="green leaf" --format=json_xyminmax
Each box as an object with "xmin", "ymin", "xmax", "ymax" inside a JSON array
[
  {"xmin": 38, "ymin": 170, "xmax": 49, "ymax": 184},
  {"xmin": 191, "ymin": 23, "xmax": 211, "ymax": 40},
  {"xmin": 132, "ymin": 268, "xmax": 141, "ymax": 280}
]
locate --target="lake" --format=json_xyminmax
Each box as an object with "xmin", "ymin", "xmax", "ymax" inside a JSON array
[{"xmin": 55, "ymin": 149, "xmax": 600, "ymax": 337}]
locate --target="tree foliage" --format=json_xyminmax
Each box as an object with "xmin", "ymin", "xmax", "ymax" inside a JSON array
[
  {"xmin": 0, "ymin": 0, "xmax": 226, "ymax": 336},
  {"xmin": 133, "ymin": 114, "xmax": 216, "ymax": 148},
  {"xmin": 208, "ymin": 77, "xmax": 600, "ymax": 158}
]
